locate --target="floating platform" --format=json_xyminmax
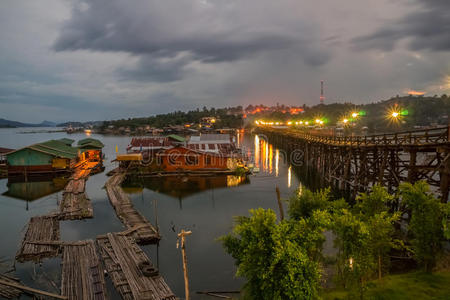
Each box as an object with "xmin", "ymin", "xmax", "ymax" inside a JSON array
[
  {"xmin": 0, "ymin": 274, "xmax": 22, "ymax": 299},
  {"xmin": 105, "ymin": 174, "xmax": 160, "ymax": 244},
  {"xmin": 61, "ymin": 240, "xmax": 107, "ymax": 300},
  {"xmin": 16, "ymin": 215, "xmax": 60, "ymax": 262},
  {"xmin": 59, "ymin": 191, "xmax": 93, "ymax": 220},
  {"xmin": 97, "ymin": 233, "xmax": 176, "ymax": 300}
]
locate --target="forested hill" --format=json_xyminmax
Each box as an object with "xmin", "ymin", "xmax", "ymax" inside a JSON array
[{"xmin": 98, "ymin": 95, "xmax": 449, "ymax": 131}]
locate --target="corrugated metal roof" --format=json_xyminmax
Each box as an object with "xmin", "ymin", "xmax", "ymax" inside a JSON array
[
  {"xmin": 0, "ymin": 147, "xmax": 14, "ymax": 154},
  {"xmin": 166, "ymin": 134, "xmax": 186, "ymax": 142},
  {"xmin": 58, "ymin": 138, "xmax": 75, "ymax": 146},
  {"xmin": 6, "ymin": 140, "xmax": 79, "ymax": 159},
  {"xmin": 77, "ymin": 138, "xmax": 104, "ymax": 148}
]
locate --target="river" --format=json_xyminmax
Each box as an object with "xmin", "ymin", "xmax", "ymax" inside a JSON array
[{"xmin": 0, "ymin": 127, "xmax": 309, "ymax": 299}]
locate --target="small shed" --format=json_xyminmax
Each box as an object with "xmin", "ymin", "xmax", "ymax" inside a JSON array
[{"xmin": 0, "ymin": 147, "xmax": 14, "ymax": 164}]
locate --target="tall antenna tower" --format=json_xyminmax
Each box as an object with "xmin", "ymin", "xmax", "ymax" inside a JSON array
[{"xmin": 320, "ymin": 80, "xmax": 325, "ymax": 104}]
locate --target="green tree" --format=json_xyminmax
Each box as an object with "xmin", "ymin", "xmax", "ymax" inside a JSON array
[
  {"xmin": 288, "ymin": 188, "xmax": 331, "ymax": 220},
  {"xmin": 221, "ymin": 208, "xmax": 324, "ymax": 299},
  {"xmin": 400, "ymin": 181, "xmax": 448, "ymax": 272}
]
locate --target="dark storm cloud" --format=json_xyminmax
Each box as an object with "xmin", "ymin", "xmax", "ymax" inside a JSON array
[
  {"xmin": 53, "ymin": 0, "xmax": 330, "ymax": 82},
  {"xmin": 352, "ymin": 0, "xmax": 450, "ymax": 51}
]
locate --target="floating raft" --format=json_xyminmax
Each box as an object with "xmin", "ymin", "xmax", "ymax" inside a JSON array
[
  {"xmin": 0, "ymin": 274, "xmax": 22, "ymax": 299},
  {"xmin": 97, "ymin": 233, "xmax": 176, "ymax": 300},
  {"xmin": 59, "ymin": 191, "xmax": 93, "ymax": 220},
  {"xmin": 105, "ymin": 174, "xmax": 159, "ymax": 244},
  {"xmin": 16, "ymin": 215, "xmax": 60, "ymax": 262},
  {"xmin": 61, "ymin": 240, "xmax": 107, "ymax": 300}
]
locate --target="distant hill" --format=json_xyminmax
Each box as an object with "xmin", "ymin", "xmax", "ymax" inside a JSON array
[{"xmin": 0, "ymin": 118, "xmax": 57, "ymax": 128}]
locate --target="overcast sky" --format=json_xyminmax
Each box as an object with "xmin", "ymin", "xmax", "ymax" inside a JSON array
[{"xmin": 1, "ymin": 0, "xmax": 449, "ymax": 122}]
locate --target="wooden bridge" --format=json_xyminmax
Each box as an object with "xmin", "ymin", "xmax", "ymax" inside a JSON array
[{"xmin": 256, "ymin": 126, "xmax": 450, "ymax": 201}]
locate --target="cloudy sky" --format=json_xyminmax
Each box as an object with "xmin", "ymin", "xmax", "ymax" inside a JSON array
[{"xmin": 1, "ymin": 0, "xmax": 449, "ymax": 122}]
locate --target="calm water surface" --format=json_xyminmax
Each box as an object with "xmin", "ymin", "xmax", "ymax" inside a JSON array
[{"xmin": 0, "ymin": 128, "xmax": 305, "ymax": 299}]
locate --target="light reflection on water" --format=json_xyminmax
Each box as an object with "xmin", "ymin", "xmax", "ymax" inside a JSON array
[{"xmin": 0, "ymin": 129, "xmax": 303, "ymax": 299}]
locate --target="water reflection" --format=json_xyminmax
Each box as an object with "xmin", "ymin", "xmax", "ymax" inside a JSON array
[
  {"xmin": 122, "ymin": 175, "xmax": 249, "ymax": 201},
  {"xmin": 254, "ymin": 135, "xmax": 292, "ymax": 187},
  {"xmin": 3, "ymin": 176, "xmax": 68, "ymax": 202},
  {"xmin": 288, "ymin": 166, "xmax": 292, "ymax": 188}
]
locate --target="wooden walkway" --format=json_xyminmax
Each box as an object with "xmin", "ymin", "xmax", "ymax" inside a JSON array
[
  {"xmin": 0, "ymin": 274, "xmax": 22, "ymax": 299},
  {"xmin": 16, "ymin": 215, "xmax": 60, "ymax": 262},
  {"xmin": 97, "ymin": 233, "xmax": 176, "ymax": 300},
  {"xmin": 59, "ymin": 162, "xmax": 100, "ymax": 220},
  {"xmin": 59, "ymin": 180, "xmax": 93, "ymax": 220},
  {"xmin": 61, "ymin": 240, "xmax": 107, "ymax": 300},
  {"xmin": 105, "ymin": 173, "xmax": 160, "ymax": 244}
]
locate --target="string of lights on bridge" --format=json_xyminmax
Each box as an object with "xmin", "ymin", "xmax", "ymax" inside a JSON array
[{"xmin": 254, "ymin": 108, "xmax": 409, "ymax": 127}]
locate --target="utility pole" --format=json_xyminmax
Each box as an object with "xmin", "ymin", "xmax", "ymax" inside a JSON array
[
  {"xmin": 275, "ymin": 186, "xmax": 284, "ymax": 221},
  {"xmin": 177, "ymin": 229, "xmax": 192, "ymax": 300}
]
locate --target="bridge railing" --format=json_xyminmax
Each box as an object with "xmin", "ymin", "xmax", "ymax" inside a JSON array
[{"xmin": 263, "ymin": 126, "xmax": 449, "ymax": 146}]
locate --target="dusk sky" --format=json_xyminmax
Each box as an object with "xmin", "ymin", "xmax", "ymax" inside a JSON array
[{"xmin": 1, "ymin": 0, "xmax": 449, "ymax": 122}]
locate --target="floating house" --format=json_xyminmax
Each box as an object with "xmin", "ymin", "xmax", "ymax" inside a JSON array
[
  {"xmin": 77, "ymin": 138, "xmax": 104, "ymax": 162},
  {"xmin": 186, "ymin": 134, "xmax": 236, "ymax": 155},
  {"xmin": 0, "ymin": 147, "xmax": 14, "ymax": 165},
  {"xmin": 6, "ymin": 138, "xmax": 104, "ymax": 175},
  {"xmin": 127, "ymin": 135, "xmax": 185, "ymax": 157},
  {"xmin": 156, "ymin": 147, "xmax": 230, "ymax": 171}
]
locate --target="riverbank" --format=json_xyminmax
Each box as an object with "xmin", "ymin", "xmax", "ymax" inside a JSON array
[{"xmin": 323, "ymin": 270, "xmax": 450, "ymax": 299}]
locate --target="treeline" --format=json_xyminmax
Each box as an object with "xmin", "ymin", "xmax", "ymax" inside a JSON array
[
  {"xmin": 251, "ymin": 95, "xmax": 450, "ymax": 132},
  {"xmin": 100, "ymin": 106, "xmax": 244, "ymax": 130},
  {"xmin": 221, "ymin": 181, "xmax": 450, "ymax": 299}
]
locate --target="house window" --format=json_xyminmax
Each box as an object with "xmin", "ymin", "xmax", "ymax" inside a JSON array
[{"xmin": 205, "ymin": 155, "xmax": 211, "ymax": 165}]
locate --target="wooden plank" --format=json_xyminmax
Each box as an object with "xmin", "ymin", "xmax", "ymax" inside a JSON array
[
  {"xmin": 0, "ymin": 279, "xmax": 67, "ymax": 299},
  {"xmin": 97, "ymin": 233, "xmax": 176, "ymax": 300},
  {"xmin": 105, "ymin": 174, "xmax": 159, "ymax": 244},
  {"xmin": 16, "ymin": 215, "xmax": 60, "ymax": 262},
  {"xmin": 61, "ymin": 240, "xmax": 107, "ymax": 300}
]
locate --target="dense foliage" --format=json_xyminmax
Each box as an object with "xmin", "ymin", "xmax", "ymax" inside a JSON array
[{"xmin": 222, "ymin": 182, "xmax": 449, "ymax": 299}]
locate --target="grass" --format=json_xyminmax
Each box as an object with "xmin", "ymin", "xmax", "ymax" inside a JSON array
[{"xmin": 323, "ymin": 270, "xmax": 450, "ymax": 300}]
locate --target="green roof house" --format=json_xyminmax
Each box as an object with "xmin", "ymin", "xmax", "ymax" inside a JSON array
[{"xmin": 6, "ymin": 140, "xmax": 81, "ymax": 175}]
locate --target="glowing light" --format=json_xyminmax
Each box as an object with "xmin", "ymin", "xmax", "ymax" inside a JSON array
[
  {"xmin": 255, "ymin": 120, "xmax": 259, "ymax": 125},
  {"xmin": 287, "ymin": 121, "xmax": 292, "ymax": 125},
  {"xmin": 352, "ymin": 112, "xmax": 358, "ymax": 118},
  {"xmin": 275, "ymin": 122, "xmax": 280, "ymax": 125},
  {"xmin": 299, "ymin": 121, "xmax": 303, "ymax": 125},
  {"xmin": 305, "ymin": 121, "xmax": 309, "ymax": 125},
  {"xmin": 319, "ymin": 120, "xmax": 324, "ymax": 125},
  {"xmin": 269, "ymin": 144, "xmax": 273, "ymax": 174},
  {"xmin": 392, "ymin": 112, "xmax": 399, "ymax": 118},
  {"xmin": 254, "ymin": 135, "xmax": 260, "ymax": 169},
  {"xmin": 343, "ymin": 119, "xmax": 349, "ymax": 124},
  {"xmin": 295, "ymin": 122, "xmax": 299, "ymax": 125},
  {"xmin": 84, "ymin": 129, "xmax": 92, "ymax": 136},
  {"xmin": 275, "ymin": 149, "xmax": 279, "ymax": 177},
  {"xmin": 315, "ymin": 119, "xmax": 320, "ymax": 124},
  {"xmin": 406, "ymin": 90, "xmax": 425, "ymax": 96},
  {"xmin": 288, "ymin": 166, "xmax": 292, "ymax": 188}
]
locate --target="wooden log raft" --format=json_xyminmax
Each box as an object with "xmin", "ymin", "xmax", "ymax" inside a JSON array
[
  {"xmin": 97, "ymin": 233, "xmax": 176, "ymax": 300},
  {"xmin": 16, "ymin": 215, "xmax": 60, "ymax": 262},
  {"xmin": 61, "ymin": 240, "xmax": 108, "ymax": 300},
  {"xmin": 0, "ymin": 274, "xmax": 22, "ymax": 299},
  {"xmin": 59, "ymin": 192, "xmax": 93, "ymax": 220},
  {"xmin": 105, "ymin": 173, "xmax": 160, "ymax": 244}
]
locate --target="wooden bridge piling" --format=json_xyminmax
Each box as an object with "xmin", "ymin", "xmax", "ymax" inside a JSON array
[{"xmin": 257, "ymin": 126, "xmax": 450, "ymax": 201}]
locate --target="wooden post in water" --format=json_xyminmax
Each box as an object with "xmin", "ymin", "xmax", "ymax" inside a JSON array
[
  {"xmin": 275, "ymin": 186, "xmax": 284, "ymax": 221},
  {"xmin": 178, "ymin": 229, "xmax": 192, "ymax": 300}
]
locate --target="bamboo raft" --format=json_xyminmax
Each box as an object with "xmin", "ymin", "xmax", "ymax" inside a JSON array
[
  {"xmin": 59, "ymin": 191, "xmax": 93, "ymax": 220},
  {"xmin": 16, "ymin": 215, "xmax": 60, "ymax": 262},
  {"xmin": 0, "ymin": 274, "xmax": 22, "ymax": 299},
  {"xmin": 61, "ymin": 240, "xmax": 107, "ymax": 300},
  {"xmin": 97, "ymin": 233, "xmax": 176, "ymax": 300},
  {"xmin": 105, "ymin": 174, "xmax": 160, "ymax": 244}
]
